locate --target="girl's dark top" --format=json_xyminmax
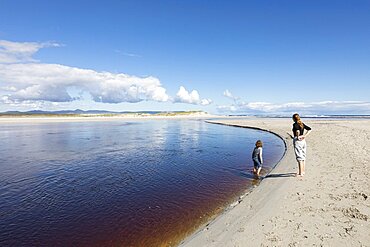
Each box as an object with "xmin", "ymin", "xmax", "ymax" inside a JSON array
[
  {"xmin": 292, "ymin": 122, "xmax": 311, "ymax": 137},
  {"xmin": 252, "ymin": 147, "xmax": 262, "ymax": 161}
]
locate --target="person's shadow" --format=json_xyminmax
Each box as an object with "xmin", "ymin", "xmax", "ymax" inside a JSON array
[{"xmin": 264, "ymin": 172, "xmax": 296, "ymax": 178}]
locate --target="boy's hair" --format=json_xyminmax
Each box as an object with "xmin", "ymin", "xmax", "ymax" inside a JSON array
[{"xmin": 255, "ymin": 140, "xmax": 263, "ymax": 147}]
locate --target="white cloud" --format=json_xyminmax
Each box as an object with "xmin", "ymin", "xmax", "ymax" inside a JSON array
[
  {"xmin": 200, "ymin": 98, "xmax": 212, "ymax": 106},
  {"xmin": 223, "ymin": 89, "xmax": 239, "ymax": 100},
  {"xmin": 0, "ymin": 40, "xmax": 210, "ymax": 108},
  {"xmin": 223, "ymin": 89, "xmax": 233, "ymax": 98},
  {"xmin": 220, "ymin": 87, "xmax": 370, "ymax": 115},
  {"xmin": 217, "ymin": 100, "xmax": 370, "ymax": 115},
  {"xmin": 0, "ymin": 40, "xmax": 61, "ymax": 63},
  {"xmin": 1, "ymin": 86, "xmax": 17, "ymax": 91},
  {"xmin": 174, "ymin": 86, "xmax": 212, "ymax": 105},
  {"xmin": 1, "ymin": 95, "xmax": 48, "ymax": 108},
  {"xmin": 114, "ymin": 49, "xmax": 142, "ymax": 58},
  {"xmin": 0, "ymin": 63, "xmax": 169, "ymax": 104}
]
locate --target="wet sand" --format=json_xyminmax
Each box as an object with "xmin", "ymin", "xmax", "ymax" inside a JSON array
[{"xmin": 181, "ymin": 118, "xmax": 370, "ymax": 247}]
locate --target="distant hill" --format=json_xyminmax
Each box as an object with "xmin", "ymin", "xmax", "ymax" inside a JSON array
[
  {"xmin": 2, "ymin": 109, "xmax": 115, "ymax": 115},
  {"xmin": 0, "ymin": 109, "xmax": 206, "ymax": 116}
]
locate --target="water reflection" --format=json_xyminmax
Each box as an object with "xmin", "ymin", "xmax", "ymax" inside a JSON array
[{"xmin": 0, "ymin": 120, "xmax": 285, "ymax": 247}]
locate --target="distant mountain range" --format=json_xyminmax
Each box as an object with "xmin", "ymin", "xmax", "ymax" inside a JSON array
[{"xmin": 0, "ymin": 109, "xmax": 204, "ymax": 115}]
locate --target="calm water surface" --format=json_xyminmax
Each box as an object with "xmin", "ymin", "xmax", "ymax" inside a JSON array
[{"xmin": 0, "ymin": 119, "xmax": 285, "ymax": 246}]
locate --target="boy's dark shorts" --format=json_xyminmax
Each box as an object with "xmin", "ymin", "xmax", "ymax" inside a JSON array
[{"xmin": 253, "ymin": 159, "xmax": 262, "ymax": 169}]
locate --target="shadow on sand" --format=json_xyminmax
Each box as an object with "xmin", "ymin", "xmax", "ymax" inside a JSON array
[{"xmin": 264, "ymin": 172, "xmax": 296, "ymax": 179}]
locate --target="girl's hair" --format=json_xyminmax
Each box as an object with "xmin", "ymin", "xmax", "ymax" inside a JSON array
[
  {"xmin": 255, "ymin": 140, "xmax": 263, "ymax": 148},
  {"xmin": 292, "ymin": 113, "xmax": 304, "ymax": 129}
]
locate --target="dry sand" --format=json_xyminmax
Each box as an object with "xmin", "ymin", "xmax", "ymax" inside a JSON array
[{"xmin": 181, "ymin": 118, "xmax": 370, "ymax": 247}]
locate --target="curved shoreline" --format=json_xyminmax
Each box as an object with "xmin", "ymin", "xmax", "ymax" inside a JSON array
[
  {"xmin": 205, "ymin": 120, "xmax": 288, "ymax": 171},
  {"xmin": 179, "ymin": 118, "xmax": 292, "ymax": 246},
  {"xmin": 181, "ymin": 117, "xmax": 370, "ymax": 247},
  {"xmin": 204, "ymin": 120, "xmax": 288, "ymax": 207}
]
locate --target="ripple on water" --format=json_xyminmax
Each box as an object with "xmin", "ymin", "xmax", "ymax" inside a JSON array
[{"xmin": 0, "ymin": 120, "xmax": 285, "ymax": 247}]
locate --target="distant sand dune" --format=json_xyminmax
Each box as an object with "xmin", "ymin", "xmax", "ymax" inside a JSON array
[{"xmin": 0, "ymin": 112, "xmax": 215, "ymax": 123}]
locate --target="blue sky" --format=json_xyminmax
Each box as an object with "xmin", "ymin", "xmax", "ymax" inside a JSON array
[{"xmin": 1, "ymin": 0, "xmax": 370, "ymax": 115}]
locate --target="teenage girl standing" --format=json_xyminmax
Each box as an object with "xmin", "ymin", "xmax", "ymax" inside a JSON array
[{"xmin": 292, "ymin": 113, "xmax": 312, "ymax": 176}]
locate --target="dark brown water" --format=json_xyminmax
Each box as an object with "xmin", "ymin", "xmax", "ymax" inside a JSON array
[{"xmin": 0, "ymin": 119, "xmax": 284, "ymax": 246}]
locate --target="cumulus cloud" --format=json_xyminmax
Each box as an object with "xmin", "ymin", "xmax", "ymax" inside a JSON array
[
  {"xmin": 200, "ymin": 98, "xmax": 212, "ymax": 106},
  {"xmin": 217, "ymin": 100, "xmax": 370, "ymax": 115},
  {"xmin": 0, "ymin": 40, "xmax": 212, "ymax": 107},
  {"xmin": 0, "ymin": 40, "xmax": 202, "ymax": 106},
  {"xmin": 174, "ymin": 86, "xmax": 212, "ymax": 105},
  {"xmin": 0, "ymin": 40, "xmax": 61, "ymax": 63},
  {"xmin": 219, "ymin": 90, "xmax": 370, "ymax": 114},
  {"xmin": 223, "ymin": 89, "xmax": 239, "ymax": 100},
  {"xmin": 1, "ymin": 95, "xmax": 51, "ymax": 108},
  {"xmin": 0, "ymin": 63, "xmax": 169, "ymax": 104}
]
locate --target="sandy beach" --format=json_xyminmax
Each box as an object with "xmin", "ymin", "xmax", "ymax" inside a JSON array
[{"xmin": 181, "ymin": 118, "xmax": 370, "ymax": 247}]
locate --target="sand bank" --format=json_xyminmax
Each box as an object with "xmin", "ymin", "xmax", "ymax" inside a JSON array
[{"xmin": 181, "ymin": 118, "xmax": 370, "ymax": 247}]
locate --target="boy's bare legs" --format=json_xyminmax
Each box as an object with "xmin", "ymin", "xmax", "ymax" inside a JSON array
[
  {"xmin": 257, "ymin": 167, "xmax": 262, "ymax": 176},
  {"xmin": 301, "ymin": 160, "xmax": 305, "ymax": 175}
]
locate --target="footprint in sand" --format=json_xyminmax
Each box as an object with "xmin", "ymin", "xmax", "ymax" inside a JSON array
[{"xmin": 341, "ymin": 207, "xmax": 368, "ymax": 221}]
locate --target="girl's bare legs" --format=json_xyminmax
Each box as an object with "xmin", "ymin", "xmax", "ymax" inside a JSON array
[
  {"xmin": 301, "ymin": 160, "xmax": 305, "ymax": 175},
  {"xmin": 297, "ymin": 160, "xmax": 304, "ymax": 176}
]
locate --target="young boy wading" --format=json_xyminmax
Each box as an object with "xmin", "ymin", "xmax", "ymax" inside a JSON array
[{"xmin": 252, "ymin": 140, "xmax": 263, "ymax": 177}]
